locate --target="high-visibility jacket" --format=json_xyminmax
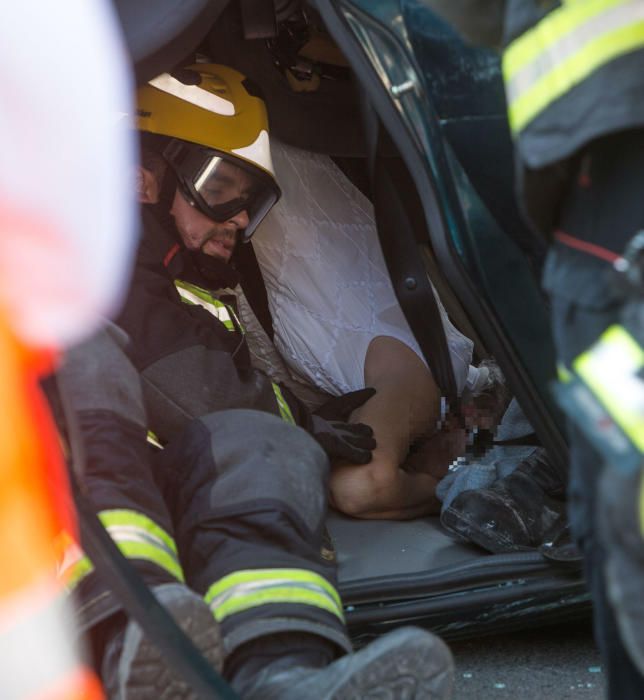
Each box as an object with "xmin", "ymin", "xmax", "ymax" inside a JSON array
[
  {"xmin": 423, "ymin": 1, "xmax": 644, "ymax": 238},
  {"xmin": 116, "ymin": 207, "xmax": 303, "ymax": 443},
  {"xmin": 426, "ymin": 1, "xmax": 644, "ymax": 168},
  {"xmin": 502, "ymin": 0, "xmax": 644, "ymax": 170},
  {"xmin": 173, "ymin": 278, "xmax": 296, "ymax": 424}
]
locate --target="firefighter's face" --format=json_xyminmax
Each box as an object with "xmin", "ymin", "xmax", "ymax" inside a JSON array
[{"xmin": 170, "ymin": 189, "xmax": 249, "ymax": 263}]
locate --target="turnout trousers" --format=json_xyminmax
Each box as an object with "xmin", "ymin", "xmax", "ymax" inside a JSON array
[
  {"xmin": 60, "ymin": 337, "xmax": 350, "ymax": 661},
  {"xmin": 542, "ymin": 132, "xmax": 644, "ymax": 699}
]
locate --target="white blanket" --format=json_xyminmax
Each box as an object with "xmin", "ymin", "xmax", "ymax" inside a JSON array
[{"xmin": 252, "ymin": 140, "xmax": 475, "ymax": 396}]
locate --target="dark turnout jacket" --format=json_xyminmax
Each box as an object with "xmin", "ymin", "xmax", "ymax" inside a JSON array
[
  {"xmin": 427, "ymin": 0, "xmax": 644, "ymax": 168},
  {"xmin": 117, "ymin": 207, "xmax": 306, "ymax": 443},
  {"xmin": 426, "ymin": 0, "xmax": 644, "ymax": 246}
]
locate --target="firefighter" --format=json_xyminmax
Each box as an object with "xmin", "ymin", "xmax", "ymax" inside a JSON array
[
  {"xmin": 120, "ymin": 64, "xmax": 376, "ymax": 462},
  {"xmin": 57, "ymin": 300, "xmax": 454, "ymax": 700},
  {"xmin": 55, "ymin": 63, "xmax": 455, "ymax": 697},
  {"xmin": 425, "ymin": 1, "xmax": 644, "ymax": 696}
]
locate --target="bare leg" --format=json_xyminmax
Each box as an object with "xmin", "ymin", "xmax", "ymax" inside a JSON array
[{"xmin": 329, "ymin": 336, "xmax": 461, "ymax": 520}]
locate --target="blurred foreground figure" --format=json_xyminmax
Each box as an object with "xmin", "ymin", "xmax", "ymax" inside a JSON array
[
  {"xmin": 0, "ymin": 1, "xmax": 136, "ymax": 698},
  {"xmin": 426, "ymin": 1, "xmax": 644, "ymax": 697}
]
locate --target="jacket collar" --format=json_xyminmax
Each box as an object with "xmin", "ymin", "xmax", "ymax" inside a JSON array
[{"xmin": 140, "ymin": 205, "xmax": 240, "ymax": 289}]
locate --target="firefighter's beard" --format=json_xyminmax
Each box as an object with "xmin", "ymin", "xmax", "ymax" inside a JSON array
[{"xmin": 198, "ymin": 224, "xmax": 238, "ymax": 263}]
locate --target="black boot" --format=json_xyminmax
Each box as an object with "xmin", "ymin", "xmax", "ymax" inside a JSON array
[
  {"xmin": 440, "ymin": 448, "xmax": 568, "ymax": 553},
  {"xmin": 101, "ymin": 584, "xmax": 223, "ymax": 700},
  {"xmin": 227, "ymin": 628, "xmax": 453, "ymax": 699}
]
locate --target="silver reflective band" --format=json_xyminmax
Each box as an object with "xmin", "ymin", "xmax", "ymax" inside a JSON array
[
  {"xmin": 106, "ymin": 524, "xmax": 178, "ymax": 561},
  {"xmin": 504, "ymin": 0, "xmax": 644, "ymax": 131},
  {"xmin": 175, "ymin": 282, "xmax": 238, "ymax": 330},
  {"xmin": 149, "ymin": 74, "xmax": 235, "ymax": 116},
  {"xmin": 205, "ymin": 569, "xmax": 344, "ymax": 623},
  {"xmin": 58, "ymin": 511, "xmax": 184, "ymax": 588},
  {"xmin": 507, "ymin": 1, "xmax": 644, "ymax": 100},
  {"xmin": 231, "ymin": 130, "xmax": 274, "ymax": 176}
]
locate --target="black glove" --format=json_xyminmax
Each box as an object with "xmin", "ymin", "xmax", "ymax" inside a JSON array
[
  {"xmin": 310, "ymin": 388, "xmax": 377, "ymax": 462},
  {"xmin": 313, "ymin": 388, "xmax": 376, "ymax": 421},
  {"xmin": 278, "ymin": 385, "xmax": 377, "ymax": 462},
  {"xmin": 310, "ymin": 415, "xmax": 376, "ymax": 464}
]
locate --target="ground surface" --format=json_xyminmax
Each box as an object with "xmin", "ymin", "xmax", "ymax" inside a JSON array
[{"xmin": 449, "ymin": 620, "xmax": 605, "ymax": 699}]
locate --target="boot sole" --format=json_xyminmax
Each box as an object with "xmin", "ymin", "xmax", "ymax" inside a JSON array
[
  {"xmin": 333, "ymin": 627, "xmax": 454, "ymax": 700},
  {"xmin": 116, "ymin": 586, "xmax": 224, "ymax": 700},
  {"xmin": 441, "ymin": 501, "xmax": 534, "ymax": 554}
]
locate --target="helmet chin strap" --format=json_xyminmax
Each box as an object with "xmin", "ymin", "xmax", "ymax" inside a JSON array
[
  {"xmin": 158, "ymin": 163, "xmax": 180, "ymax": 216},
  {"xmin": 143, "ymin": 164, "xmax": 179, "ymax": 237}
]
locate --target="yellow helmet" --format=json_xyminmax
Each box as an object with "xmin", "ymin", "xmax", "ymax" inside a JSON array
[{"xmin": 137, "ymin": 64, "xmax": 280, "ymax": 240}]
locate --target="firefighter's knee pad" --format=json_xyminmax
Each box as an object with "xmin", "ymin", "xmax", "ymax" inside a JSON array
[
  {"xmin": 198, "ymin": 409, "xmax": 329, "ymax": 531},
  {"xmin": 58, "ymin": 322, "xmax": 146, "ymax": 428}
]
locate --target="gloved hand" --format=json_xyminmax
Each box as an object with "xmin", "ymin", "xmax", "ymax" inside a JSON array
[
  {"xmin": 310, "ymin": 415, "xmax": 376, "ymax": 464},
  {"xmin": 309, "ymin": 388, "xmax": 377, "ymax": 463},
  {"xmin": 277, "ymin": 385, "xmax": 377, "ymax": 462},
  {"xmin": 313, "ymin": 388, "xmax": 376, "ymax": 421}
]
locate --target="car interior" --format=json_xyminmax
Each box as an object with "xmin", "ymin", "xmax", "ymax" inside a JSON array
[{"xmin": 112, "ymin": 0, "xmax": 590, "ymax": 644}]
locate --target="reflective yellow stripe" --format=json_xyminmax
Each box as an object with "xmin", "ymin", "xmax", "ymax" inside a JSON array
[
  {"xmin": 175, "ymin": 281, "xmax": 234, "ymax": 330},
  {"xmin": 212, "ymin": 587, "xmax": 343, "ymax": 622},
  {"xmin": 64, "ymin": 553, "xmax": 94, "ymax": 590},
  {"xmin": 207, "ymin": 569, "xmax": 343, "ymax": 607},
  {"xmin": 147, "ymin": 430, "xmax": 164, "ymax": 449},
  {"xmin": 574, "ymin": 325, "xmax": 644, "ymax": 452},
  {"xmin": 204, "ymin": 568, "xmax": 344, "ymax": 623},
  {"xmin": 557, "ymin": 362, "xmax": 574, "ymax": 383},
  {"xmin": 100, "ymin": 509, "xmax": 178, "ymax": 553},
  {"xmin": 503, "ymin": 0, "xmax": 644, "ymax": 132},
  {"xmin": 55, "ymin": 527, "xmax": 94, "ymax": 589},
  {"xmin": 60, "ymin": 510, "xmax": 184, "ymax": 589},
  {"xmin": 175, "ymin": 279, "xmax": 237, "ymax": 331},
  {"xmin": 272, "ymin": 383, "xmax": 296, "ymax": 424},
  {"xmin": 504, "ymin": 0, "xmax": 626, "ymax": 76}
]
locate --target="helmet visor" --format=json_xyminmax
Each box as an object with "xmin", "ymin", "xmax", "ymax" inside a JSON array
[{"xmin": 163, "ymin": 139, "xmax": 280, "ymax": 240}]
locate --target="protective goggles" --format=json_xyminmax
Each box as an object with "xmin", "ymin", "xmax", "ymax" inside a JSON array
[{"xmin": 163, "ymin": 139, "xmax": 280, "ymax": 240}]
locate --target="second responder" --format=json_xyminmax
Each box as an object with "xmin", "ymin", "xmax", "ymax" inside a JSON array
[
  {"xmin": 426, "ymin": 1, "xmax": 644, "ymax": 697},
  {"xmin": 120, "ymin": 64, "xmax": 374, "ymax": 461}
]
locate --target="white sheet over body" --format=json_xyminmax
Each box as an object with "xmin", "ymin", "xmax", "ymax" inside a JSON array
[{"xmin": 251, "ymin": 140, "xmax": 474, "ymax": 397}]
